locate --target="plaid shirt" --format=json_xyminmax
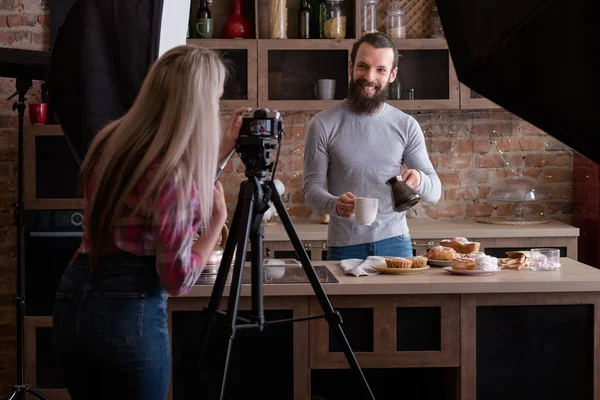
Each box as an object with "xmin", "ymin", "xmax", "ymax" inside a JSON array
[{"xmin": 79, "ymin": 165, "xmax": 203, "ymax": 296}]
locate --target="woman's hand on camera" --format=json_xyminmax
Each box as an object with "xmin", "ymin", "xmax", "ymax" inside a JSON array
[{"xmin": 220, "ymin": 107, "xmax": 252, "ymax": 160}]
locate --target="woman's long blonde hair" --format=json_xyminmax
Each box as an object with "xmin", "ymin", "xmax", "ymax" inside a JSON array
[{"xmin": 81, "ymin": 45, "xmax": 226, "ymax": 267}]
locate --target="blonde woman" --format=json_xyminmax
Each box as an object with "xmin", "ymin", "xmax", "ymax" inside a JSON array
[{"xmin": 51, "ymin": 45, "xmax": 249, "ymax": 400}]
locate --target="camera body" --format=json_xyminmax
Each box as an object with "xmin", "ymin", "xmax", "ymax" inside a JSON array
[{"xmin": 237, "ymin": 108, "xmax": 284, "ymax": 178}]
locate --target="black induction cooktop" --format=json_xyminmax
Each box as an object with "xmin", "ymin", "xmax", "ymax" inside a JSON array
[{"xmin": 195, "ymin": 264, "xmax": 338, "ymax": 285}]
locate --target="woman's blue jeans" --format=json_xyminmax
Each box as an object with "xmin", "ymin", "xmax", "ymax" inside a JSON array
[
  {"xmin": 326, "ymin": 234, "xmax": 413, "ymax": 260},
  {"xmin": 52, "ymin": 252, "xmax": 170, "ymax": 400}
]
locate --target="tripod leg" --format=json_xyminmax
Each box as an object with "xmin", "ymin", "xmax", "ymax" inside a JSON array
[
  {"xmin": 219, "ymin": 195, "xmax": 255, "ymax": 399},
  {"xmin": 249, "ymin": 225, "xmax": 265, "ymax": 329},
  {"xmin": 23, "ymin": 386, "xmax": 49, "ymax": 400},
  {"xmin": 270, "ymin": 185, "xmax": 376, "ymax": 400},
  {"xmin": 207, "ymin": 181, "xmax": 248, "ymax": 312}
]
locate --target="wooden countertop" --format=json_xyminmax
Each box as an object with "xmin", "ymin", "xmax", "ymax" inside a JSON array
[
  {"xmin": 262, "ymin": 219, "xmax": 579, "ymax": 242},
  {"xmin": 182, "ymin": 257, "xmax": 600, "ymax": 298}
]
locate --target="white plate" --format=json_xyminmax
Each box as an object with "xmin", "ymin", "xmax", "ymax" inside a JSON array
[
  {"xmin": 442, "ymin": 266, "xmax": 500, "ymax": 276},
  {"xmin": 428, "ymin": 259, "xmax": 452, "ymax": 267},
  {"xmin": 371, "ymin": 263, "xmax": 430, "ymax": 275}
]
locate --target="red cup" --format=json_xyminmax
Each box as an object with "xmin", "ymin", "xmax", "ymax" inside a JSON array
[{"xmin": 29, "ymin": 103, "xmax": 48, "ymax": 125}]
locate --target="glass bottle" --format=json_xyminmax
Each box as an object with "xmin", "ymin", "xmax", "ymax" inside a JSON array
[
  {"xmin": 388, "ymin": 77, "xmax": 401, "ymax": 100},
  {"xmin": 311, "ymin": 0, "xmax": 327, "ymax": 38},
  {"xmin": 386, "ymin": 1, "xmax": 405, "ymax": 39},
  {"xmin": 298, "ymin": 0, "xmax": 311, "ymax": 38},
  {"xmin": 430, "ymin": 6, "xmax": 444, "ymax": 38},
  {"xmin": 269, "ymin": 0, "xmax": 288, "ymax": 38},
  {"xmin": 223, "ymin": 0, "xmax": 253, "ymax": 39},
  {"xmin": 196, "ymin": 0, "xmax": 213, "ymax": 38},
  {"xmin": 323, "ymin": 0, "xmax": 346, "ymax": 39},
  {"xmin": 361, "ymin": 0, "xmax": 378, "ymax": 36}
]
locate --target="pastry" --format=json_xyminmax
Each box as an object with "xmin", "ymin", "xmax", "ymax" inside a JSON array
[
  {"xmin": 451, "ymin": 257, "xmax": 476, "ymax": 270},
  {"xmin": 385, "ymin": 257, "xmax": 413, "ymax": 269},
  {"xmin": 440, "ymin": 238, "xmax": 481, "ymax": 254},
  {"xmin": 424, "ymin": 245, "xmax": 455, "ymax": 260},
  {"xmin": 410, "ymin": 256, "xmax": 428, "ymax": 268}
]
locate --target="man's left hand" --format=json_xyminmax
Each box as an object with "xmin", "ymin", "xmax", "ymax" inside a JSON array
[{"xmin": 401, "ymin": 169, "xmax": 421, "ymax": 190}]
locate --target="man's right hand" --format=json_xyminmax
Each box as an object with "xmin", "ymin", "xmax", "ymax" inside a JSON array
[{"xmin": 336, "ymin": 192, "xmax": 356, "ymax": 218}]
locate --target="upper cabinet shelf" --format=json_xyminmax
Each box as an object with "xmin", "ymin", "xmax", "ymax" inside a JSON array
[{"xmin": 187, "ymin": 0, "xmax": 498, "ymax": 111}]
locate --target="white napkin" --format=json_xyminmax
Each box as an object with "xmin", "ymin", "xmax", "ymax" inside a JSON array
[{"xmin": 339, "ymin": 256, "xmax": 385, "ymax": 277}]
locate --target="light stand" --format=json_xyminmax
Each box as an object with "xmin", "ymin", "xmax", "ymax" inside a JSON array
[
  {"xmin": 1, "ymin": 47, "xmax": 50, "ymax": 400},
  {"xmin": 198, "ymin": 110, "xmax": 375, "ymax": 400}
]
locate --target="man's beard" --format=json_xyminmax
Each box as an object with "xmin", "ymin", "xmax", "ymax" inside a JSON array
[{"xmin": 346, "ymin": 76, "xmax": 389, "ymax": 115}]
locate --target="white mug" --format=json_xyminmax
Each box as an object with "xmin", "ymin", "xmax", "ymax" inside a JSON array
[
  {"xmin": 354, "ymin": 197, "xmax": 378, "ymax": 225},
  {"xmin": 314, "ymin": 79, "xmax": 336, "ymax": 100}
]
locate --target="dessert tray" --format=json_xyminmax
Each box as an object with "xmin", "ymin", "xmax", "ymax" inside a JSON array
[
  {"xmin": 442, "ymin": 266, "xmax": 500, "ymax": 276},
  {"xmin": 371, "ymin": 263, "xmax": 430, "ymax": 275}
]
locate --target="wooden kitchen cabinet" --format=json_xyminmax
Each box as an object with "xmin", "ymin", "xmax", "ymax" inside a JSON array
[
  {"xmin": 309, "ymin": 294, "xmax": 460, "ymax": 369},
  {"xmin": 186, "ymin": 0, "xmax": 494, "ymax": 111},
  {"xmin": 459, "ymin": 83, "xmax": 501, "ymax": 110},
  {"xmin": 186, "ymin": 39, "xmax": 257, "ymax": 110}
]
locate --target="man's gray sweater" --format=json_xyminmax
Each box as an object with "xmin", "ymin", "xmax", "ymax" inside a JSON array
[{"xmin": 303, "ymin": 101, "xmax": 441, "ymax": 247}]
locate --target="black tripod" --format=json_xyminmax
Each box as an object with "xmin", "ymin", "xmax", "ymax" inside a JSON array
[
  {"xmin": 4, "ymin": 78, "xmax": 48, "ymax": 400},
  {"xmin": 200, "ymin": 172, "xmax": 375, "ymax": 399}
]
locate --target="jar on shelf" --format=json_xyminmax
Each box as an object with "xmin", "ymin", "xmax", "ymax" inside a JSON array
[
  {"xmin": 430, "ymin": 6, "xmax": 444, "ymax": 38},
  {"xmin": 269, "ymin": 0, "xmax": 287, "ymax": 38},
  {"xmin": 323, "ymin": 0, "xmax": 346, "ymax": 39},
  {"xmin": 386, "ymin": 1, "xmax": 406, "ymax": 39},
  {"xmin": 361, "ymin": 0, "xmax": 378, "ymax": 36}
]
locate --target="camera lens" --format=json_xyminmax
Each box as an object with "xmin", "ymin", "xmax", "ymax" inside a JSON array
[{"xmin": 254, "ymin": 109, "xmax": 267, "ymax": 118}]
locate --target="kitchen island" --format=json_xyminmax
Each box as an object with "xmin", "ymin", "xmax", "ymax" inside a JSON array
[
  {"xmin": 168, "ymin": 257, "xmax": 600, "ymax": 400},
  {"xmin": 260, "ymin": 218, "xmax": 580, "ymax": 261}
]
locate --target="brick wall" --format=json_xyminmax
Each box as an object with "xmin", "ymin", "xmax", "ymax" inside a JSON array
[
  {"xmin": 1, "ymin": 0, "xmax": 49, "ymax": 395},
  {"xmin": 221, "ymin": 110, "xmax": 574, "ymax": 224},
  {"xmin": 0, "ymin": 2, "xmax": 575, "ymax": 397}
]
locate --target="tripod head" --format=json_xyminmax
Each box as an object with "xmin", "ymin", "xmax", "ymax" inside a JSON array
[{"xmin": 236, "ymin": 108, "xmax": 284, "ymax": 179}]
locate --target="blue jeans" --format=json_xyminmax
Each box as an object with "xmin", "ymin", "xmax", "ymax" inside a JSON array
[
  {"xmin": 52, "ymin": 252, "xmax": 170, "ymax": 400},
  {"xmin": 327, "ymin": 234, "xmax": 413, "ymax": 260}
]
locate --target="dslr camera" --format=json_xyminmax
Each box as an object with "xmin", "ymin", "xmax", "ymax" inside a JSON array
[{"xmin": 237, "ymin": 108, "xmax": 284, "ymax": 178}]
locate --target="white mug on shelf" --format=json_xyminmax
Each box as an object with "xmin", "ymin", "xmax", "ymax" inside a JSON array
[{"xmin": 314, "ymin": 79, "xmax": 336, "ymax": 100}]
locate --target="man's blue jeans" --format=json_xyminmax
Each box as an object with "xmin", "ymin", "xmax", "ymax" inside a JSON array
[
  {"xmin": 52, "ymin": 252, "xmax": 170, "ymax": 400},
  {"xmin": 326, "ymin": 234, "xmax": 413, "ymax": 260}
]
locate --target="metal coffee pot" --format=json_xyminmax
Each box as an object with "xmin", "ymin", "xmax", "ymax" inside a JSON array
[
  {"xmin": 386, "ymin": 175, "xmax": 420, "ymax": 212},
  {"xmin": 202, "ymin": 225, "xmax": 229, "ymax": 275}
]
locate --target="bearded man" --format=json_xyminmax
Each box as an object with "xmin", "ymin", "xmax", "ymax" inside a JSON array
[{"xmin": 302, "ymin": 32, "xmax": 442, "ymax": 261}]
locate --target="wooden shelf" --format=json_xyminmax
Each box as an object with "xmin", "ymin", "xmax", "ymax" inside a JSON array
[{"xmin": 459, "ymin": 83, "xmax": 502, "ymax": 109}]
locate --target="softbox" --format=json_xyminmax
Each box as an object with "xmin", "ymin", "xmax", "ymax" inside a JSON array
[
  {"xmin": 46, "ymin": 0, "xmax": 190, "ymax": 164},
  {"xmin": 436, "ymin": 0, "xmax": 599, "ymax": 164}
]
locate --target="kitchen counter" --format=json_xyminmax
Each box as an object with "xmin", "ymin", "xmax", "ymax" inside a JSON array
[
  {"xmin": 260, "ymin": 218, "xmax": 581, "ymax": 261},
  {"xmin": 169, "ymin": 256, "xmax": 600, "ymax": 400},
  {"xmin": 183, "ymin": 257, "xmax": 599, "ymax": 297},
  {"xmin": 262, "ymin": 218, "xmax": 579, "ymax": 241}
]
